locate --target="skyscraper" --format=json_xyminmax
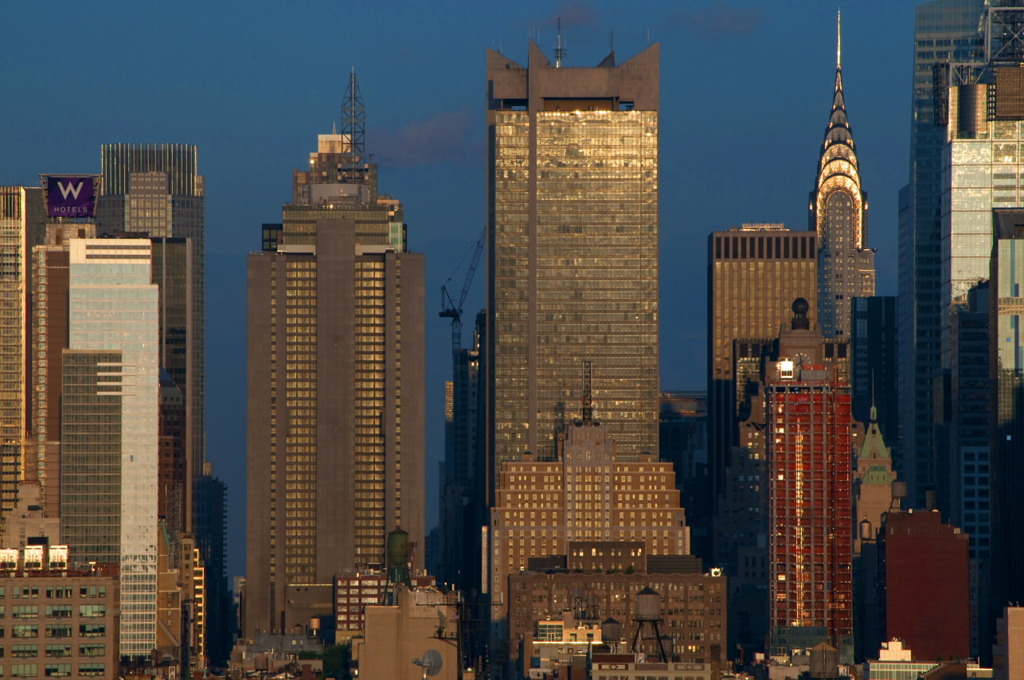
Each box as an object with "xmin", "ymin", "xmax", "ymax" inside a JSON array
[
  {"xmin": 485, "ymin": 43, "xmax": 660, "ymax": 491},
  {"xmin": 95, "ymin": 144, "xmax": 219, "ymax": 663},
  {"xmin": 706, "ymin": 225, "xmax": 819, "ymax": 655},
  {"xmin": 61, "ymin": 238, "xmax": 160, "ymax": 658},
  {"xmin": 97, "ymin": 143, "xmax": 205, "ymax": 529},
  {"xmin": 0, "ymin": 187, "xmax": 46, "ymax": 522},
  {"xmin": 245, "ymin": 82, "xmax": 425, "ymax": 637},
  {"xmin": 852, "ymin": 402, "xmax": 896, "ymax": 662},
  {"xmin": 990, "ymin": 209, "xmax": 1024, "ymax": 618},
  {"xmin": 766, "ymin": 299, "xmax": 855, "ymax": 661},
  {"xmin": 810, "ymin": 15, "xmax": 874, "ymax": 338},
  {"xmin": 439, "ymin": 311, "xmax": 485, "ymax": 591},
  {"xmin": 706, "ymin": 226, "xmax": 818, "ymax": 548},
  {"xmin": 850, "ymin": 297, "xmax": 898, "ymax": 449},
  {"xmin": 194, "ymin": 465, "xmax": 229, "ymax": 666},
  {"xmin": 899, "ymin": 0, "xmax": 986, "ymax": 507}
]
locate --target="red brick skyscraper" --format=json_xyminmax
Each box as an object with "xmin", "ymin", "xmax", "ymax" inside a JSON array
[{"xmin": 767, "ymin": 299, "xmax": 855, "ymax": 660}]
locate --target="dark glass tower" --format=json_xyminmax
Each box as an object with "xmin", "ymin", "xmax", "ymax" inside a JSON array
[
  {"xmin": 899, "ymin": 0, "xmax": 986, "ymax": 507},
  {"xmin": 990, "ymin": 210, "xmax": 1024, "ymax": 624}
]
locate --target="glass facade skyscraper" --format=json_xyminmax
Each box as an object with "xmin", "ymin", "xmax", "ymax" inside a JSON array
[
  {"xmin": 899, "ymin": 0, "xmax": 986, "ymax": 506},
  {"xmin": 97, "ymin": 143, "xmax": 205, "ymax": 531},
  {"xmin": 62, "ymin": 238, "xmax": 160, "ymax": 658},
  {"xmin": 990, "ymin": 211, "xmax": 1024, "ymax": 619},
  {"xmin": 486, "ymin": 43, "xmax": 660, "ymax": 490}
]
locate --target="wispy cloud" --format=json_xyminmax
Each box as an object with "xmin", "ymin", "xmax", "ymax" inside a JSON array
[
  {"xmin": 544, "ymin": 1, "xmax": 599, "ymax": 30},
  {"xmin": 667, "ymin": 2, "xmax": 766, "ymax": 40},
  {"xmin": 373, "ymin": 107, "xmax": 482, "ymax": 168}
]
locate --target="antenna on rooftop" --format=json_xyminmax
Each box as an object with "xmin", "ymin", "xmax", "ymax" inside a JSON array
[
  {"xmin": 341, "ymin": 67, "xmax": 365, "ymax": 160},
  {"xmin": 555, "ymin": 17, "xmax": 567, "ymax": 67}
]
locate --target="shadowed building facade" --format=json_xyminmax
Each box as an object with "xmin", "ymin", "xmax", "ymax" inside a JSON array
[
  {"xmin": 990, "ymin": 210, "xmax": 1024, "ymax": 620},
  {"xmin": 485, "ymin": 43, "xmax": 660, "ymax": 495},
  {"xmin": 880, "ymin": 510, "xmax": 970, "ymax": 661},
  {"xmin": 246, "ymin": 97, "xmax": 424, "ymax": 637},
  {"xmin": 899, "ymin": 1, "xmax": 986, "ymax": 508}
]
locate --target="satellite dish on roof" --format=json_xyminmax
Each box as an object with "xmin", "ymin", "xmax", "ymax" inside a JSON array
[{"xmin": 412, "ymin": 649, "xmax": 443, "ymax": 677}]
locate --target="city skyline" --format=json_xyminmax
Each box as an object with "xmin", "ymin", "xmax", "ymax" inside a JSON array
[{"xmin": 0, "ymin": 2, "xmax": 916, "ymax": 581}]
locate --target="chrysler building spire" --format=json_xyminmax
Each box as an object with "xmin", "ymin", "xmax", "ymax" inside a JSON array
[
  {"xmin": 809, "ymin": 13, "xmax": 875, "ymax": 337},
  {"xmin": 837, "ymin": 9, "xmax": 842, "ymax": 69}
]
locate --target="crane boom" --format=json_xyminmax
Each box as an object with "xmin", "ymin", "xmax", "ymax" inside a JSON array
[{"xmin": 439, "ymin": 229, "xmax": 485, "ymax": 351}]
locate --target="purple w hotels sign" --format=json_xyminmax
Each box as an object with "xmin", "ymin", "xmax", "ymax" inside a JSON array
[{"xmin": 46, "ymin": 176, "xmax": 96, "ymax": 218}]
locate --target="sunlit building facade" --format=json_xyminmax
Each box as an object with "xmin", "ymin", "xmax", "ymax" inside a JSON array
[
  {"xmin": 486, "ymin": 43, "xmax": 660, "ymax": 487},
  {"xmin": 0, "ymin": 187, "xmax": 46, "ymax": 520},
  {"xmin": 810, "ymin": 26, "xmax": 874, "ymax": 338},
  {"xmin": 766, "ymin": 300, "xmax": 855, "ymax": 661},
  {"xmin": 97, "ymin": 143, "xmax": 205, "ymax": 530},
  {"xmin": 707, "ymin": 225, "xmax": 818, "ymax": 528},
  {"xmin": 247, "ymin": 217, "xmax": 425, "ymax": 637},
  {"xmin": 490, "ymin": 412, "xmax": 689, "ymax": 665},
  {"xmin": 940, "ymin": 79, "xmax": 1024, "ymax": 363},
  {"xmin": 62, "ymin": 238, "xmax": 159, "ymax": 658},
  {"xmin": 30, "ymin": 224, "xmax": 97, "ymax": 520}
]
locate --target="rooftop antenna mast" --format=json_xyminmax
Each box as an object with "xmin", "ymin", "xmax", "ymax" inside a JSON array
[
  {"xmin": 555, "ymin": 18, "xmax": 567, "ymax": 67},
  {"xmin": 341, "ymin": 67, "xmax": 366, "ymax": 165}
]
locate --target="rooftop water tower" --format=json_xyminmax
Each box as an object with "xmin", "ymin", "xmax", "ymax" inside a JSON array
[{"xmin": 631, "ymin": 587, "xmax": 669, "ymax": 662}]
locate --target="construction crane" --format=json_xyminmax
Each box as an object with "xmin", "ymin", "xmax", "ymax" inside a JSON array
[{"xmin": 439, "ymin": 229, "xmax": 485, "ymax": 352}]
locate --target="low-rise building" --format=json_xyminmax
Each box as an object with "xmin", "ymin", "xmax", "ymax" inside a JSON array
[
  {"xmin": 508, "ymin": 570, "xmax": 726, "ymax": 677},
  {"xmin": 0, "ymin": 550, "xmax": 118, "ymax": 678},
  {"xmin": 591, "ymin": 656, "xmax": 715, "ymax": 680},
  {"xmin": 335, "ymin": 570, "xmax": 435, "ymax": 640},
  {"xmin": 993, "ymin": 606, "xmax": 1024, "ymax": 680},
  {"xmin": 358, "ymin": 585, "xmax": 460, "ymax": 680}
]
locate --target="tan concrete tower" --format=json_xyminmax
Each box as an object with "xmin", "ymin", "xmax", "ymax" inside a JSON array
[{"xmin": 246, "ymin": 75, "xmax": 425, "ymax": 637}]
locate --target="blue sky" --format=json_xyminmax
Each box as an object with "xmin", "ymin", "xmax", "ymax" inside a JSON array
[{"xmin": 0, "ymin": 1, "xmax": 918, "ymax": 580}]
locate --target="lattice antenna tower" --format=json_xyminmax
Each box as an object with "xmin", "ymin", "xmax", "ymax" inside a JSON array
[{"xmin": 341, "ymin": 67, "xmax": 366, "ymax": 162}]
